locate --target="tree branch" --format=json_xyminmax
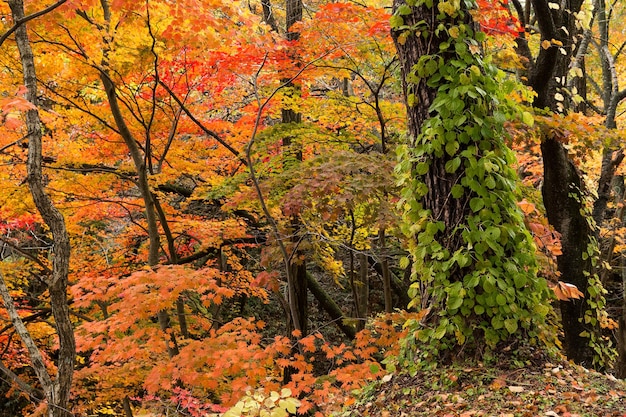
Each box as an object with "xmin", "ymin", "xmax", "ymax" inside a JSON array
[{"xmin": 0, "ymin": 0, "xmax": 67, "ymax": 49}]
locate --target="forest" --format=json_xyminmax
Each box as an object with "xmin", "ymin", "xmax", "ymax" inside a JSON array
[{"xmin": 1, "ymin": 0, "xmax": 626, "ymax": 416}]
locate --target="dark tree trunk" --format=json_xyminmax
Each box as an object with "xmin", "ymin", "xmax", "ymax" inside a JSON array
[
  {"xmin": 391, "ymin": 0, "xmax": 472, "ymax": 272},
  {"xmin": 541, "ymin": 139, "xmax": 593, "ymax": 365},
  {"xmin": 282, "ymin": 0, "xmax": 306, "ymax": 338},
  {"xmin": 282, "ymin": 0, "xmax": 307, "ymax": 385},
  {"xmin": 392, "ymin": 0, "xmax": 552, "ymax": 356},
  {"xmin": 524, "ymin": 0, "xmax": 594, "ymax": 365}
]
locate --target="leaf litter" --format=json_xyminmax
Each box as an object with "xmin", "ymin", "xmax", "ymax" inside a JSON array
[{"xmin": 340, "ymin": 353, "xmax": 626, "ymax": 417}]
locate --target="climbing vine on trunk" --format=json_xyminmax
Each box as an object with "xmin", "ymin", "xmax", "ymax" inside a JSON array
[{"xmin": 391, "ymin": 0, "xmax": 554, "ymax": 364}]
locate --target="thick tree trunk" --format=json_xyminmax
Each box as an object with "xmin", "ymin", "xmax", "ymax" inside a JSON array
[
  {"xmin": 392, "ymin": 0, "xmax": 552, "ymax": 356},
  {"xmin": 525, "ymin": 0, "xmax": 596, "ymax": 365},
  {"xmin": 391, "ymin": 0, "xmax": 471, "ymax": 275},
  {"xmin": 541, "ymin": 139, "xmax": 593, "ymax": 365}
]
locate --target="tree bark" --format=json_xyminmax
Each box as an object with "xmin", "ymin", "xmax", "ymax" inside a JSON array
[
  {"xmin": 392, "ymin": 0, "xmax": 551, "ymax": 355},
  {"xmin": 391, "ymin": 0, "xmax": 471, "ymax": 272},
  {"xmin": 283, "ymin": 0, "xmax": 307, "ymax": 338},
  {"xmin": 524, "ymin": 0, "xmax": 594, "ymax": 365},
  {"xmin": 541, "ymin": 139, "xmax": 593, "ymax": 364},
  {"xmin": 7, "ymin": 1, "xmax": 76, "ymax": 415},
  {"xmin": 356, "ymin": 253, "xmax": 369, "ymax": 332}
]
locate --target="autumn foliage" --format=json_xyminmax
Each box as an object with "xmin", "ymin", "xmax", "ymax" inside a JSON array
[{"xmin": 1, "ymin": 0, "xmax": 625, "ymax": 415}]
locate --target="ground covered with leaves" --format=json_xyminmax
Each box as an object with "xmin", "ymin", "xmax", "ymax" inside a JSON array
[{"xmin": 339, "ymin": 354, "xmax": 626, "ymax": 417}]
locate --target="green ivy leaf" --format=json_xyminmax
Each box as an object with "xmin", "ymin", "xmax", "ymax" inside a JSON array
[
  {"xmin": 469, "ymin": 197, "xmax": 484, "ymax": 212},
  {"xmin": 504, "ymin": 318, "xmax": 518, "ymax": 334},
  {"xmin": 451, "ymin": 183, "xmax": 464, "ymax": 198},
  {"xmin": 397, "ymin": 4, "xmax": 413, "ymax": 15},
  {"xmin": 390, "ymin": 14, "xmax": 404, "ymax": 28}
]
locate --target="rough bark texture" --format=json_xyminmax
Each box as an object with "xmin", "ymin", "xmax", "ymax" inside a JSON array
[
  {"xmin": 8, "ymin": 1, "xmax": 75, "ymax": 415},
  {"xmin": 541, "ymin": 139, "xmax": 593, "ymax": 365},
  {"xmin": 391, "ymin": 3, "xmax": 437, "ymax": 144},
  {"xmin": 391, "ymin": 0, "xmax": 472, "ymax": 270},
  {"xmin": 526, "ymin": 0, "xmax": 594, "ymax": 365}
]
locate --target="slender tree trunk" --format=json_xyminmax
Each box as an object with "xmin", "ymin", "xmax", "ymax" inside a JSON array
[
  {"xmin": 356, "ymin": 253, "xmax": 369, "ymax": 332},
  {"xmin": 283, "ymin": 0, "xmax": 306, "ymax": 337},
  {"xmin": 306, "ymin": 272, "xmax": 356, "ymax": 339},
  {"xmin": 7, "ymin": 1, "xmax": 75, "ymax": 415},
  {"xmin": 378, "ymin": 230, "xmax": 393, "ymax": 314},
  {"xmin": 96, "ymin": 0, "xmax": 183, "ymax": 359}
]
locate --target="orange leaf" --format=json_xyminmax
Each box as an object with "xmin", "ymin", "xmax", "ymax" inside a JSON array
[{"xmin": 551, "ymin": 281, "xmax": 584, "ymax": 301}]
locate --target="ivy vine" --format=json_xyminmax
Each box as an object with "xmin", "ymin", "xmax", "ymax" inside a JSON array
[{"xmin": 392, "ymin": 0, "xmax": 556, "ymax": 365}]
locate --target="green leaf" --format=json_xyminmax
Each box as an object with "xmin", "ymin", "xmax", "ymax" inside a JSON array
[
  {"xmin": 451, "ymin": 183, "xmax": 464, "ymax": 198},
  {"xmin": 496, "ymin": 294, "xmax": 507, "ymax": 306},
  {"xmin": 445, "ymin": 140, "xmax": 459, "ymax": 156},
  {"xmin": 521, "ymin": 111, "xmax": 534, "ymax": 127},
  {"xmin": 445, "ymin": 157, "xmax": 461, "ymax": 173},
  {"xmin": 390, "ymin": 14, "xmax": 404, "ymax": 28},
  {"xmin": 416, "ymin": 161, "xmax": 429, "ymax": 175},
  {"xmin": 448, "ymin": 296, "xmax": 463, "ymax": 310},
  {"xmin": 485, "ymin": 175, "xmax": 496, "ymax": 189},
  {"xmin": 470, "ymin": 197, "xmax": 484, "ymax": 212},
  {"xmin": 504, "ymin": 318, "xmax": 518, "ymax": 334},
  {"xmin": 464, "ymin": 273, "xmax": 480, "ymax": 288},
  {"xmin": 513, "ymin": 274, "xmax": 527, "ymax": 288},
  {"xmin": 397, "ymin": 4, "xmax": 413, "ymax": 15}
]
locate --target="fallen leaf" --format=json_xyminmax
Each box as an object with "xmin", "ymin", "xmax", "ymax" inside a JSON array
[
  {"xmin": 508, "ymin": 386, "xmax": 524, "ymax": 393},
  {"xmin": 490, "ymin": 378, "xmax": 506, "ymax": 390}
]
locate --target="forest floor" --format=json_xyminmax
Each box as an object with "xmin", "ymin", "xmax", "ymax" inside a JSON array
[{"xmin": 338, "ymin": 350, "xmax": 626, "ymax": 417}]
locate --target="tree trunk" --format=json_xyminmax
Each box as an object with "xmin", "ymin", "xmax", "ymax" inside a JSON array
[
  {"xmin": 356, "ymin": 253, "xmax": 369, "ymax": 332},
  {"xmin": 525, "ymin": 0, "xmax": 603, "ymax": 366},
  {"xmin": 541, "ymin": 139, "xmax": 593, "ymax": 365},
  {"xmin": 283, "ymin": 0, "xmax": 306, "ymax": 337},
  {"xmin": 367, "ymin": 256, "xmax": 411, "ymax": 308},
  {"xmin": 378, "ymin": 229, "xmax": 393, "ymax": 314},
  {"xmin": 391, "ymin": 0, "xmax": 472, "ymax": 274},
  {"xmin": 7, "ymin": 1, "xmax": 75, "ymax": 415},
  {"xmin": 306, "ymin": 272, "xmax": 356, "ymax": 340},
  {"xmin": 391, "ymin": 0, "xmax": 551, "ymax": 356}
]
